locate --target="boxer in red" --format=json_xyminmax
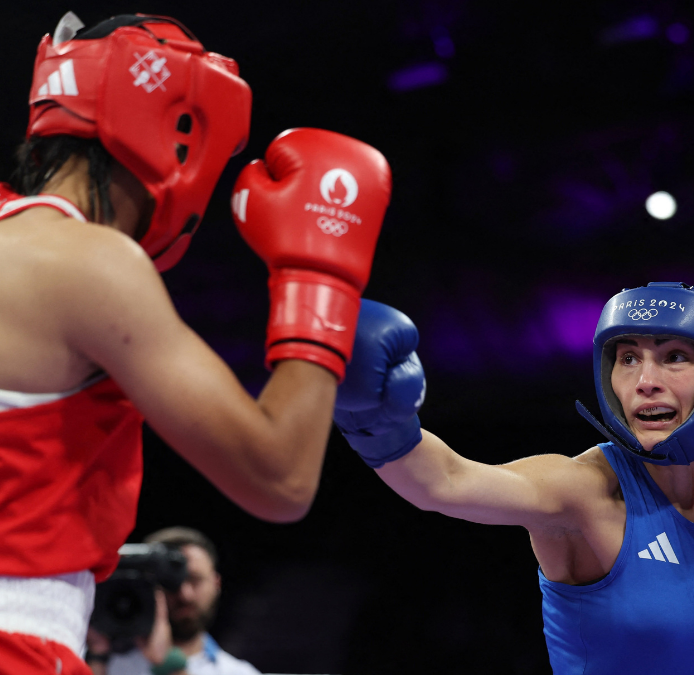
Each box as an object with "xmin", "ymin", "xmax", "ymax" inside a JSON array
[{"xmin": 0, "ymin": 12, "xmax": 392, "ymax": 674}]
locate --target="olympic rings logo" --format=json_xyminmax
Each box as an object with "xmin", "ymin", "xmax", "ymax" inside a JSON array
[
  {"xmin": 628, "ymin": 308, "xmax": 658, "ymax": 321},
  {"xmin": 317, "ymin": 216, "xmax": 349, "ymax": 237}
]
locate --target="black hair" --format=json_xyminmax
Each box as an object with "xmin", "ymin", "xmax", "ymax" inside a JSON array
[
  {"xmin": 144, "ymin": 526, "xmax": 219, "ymax": 570},
  {"xmin": 73, "ymin": 14, "xmax": 197, "ymax": 42},
  {"xmin": 11, "ymin": 135, "xmax": 114, "ymax": 223}
]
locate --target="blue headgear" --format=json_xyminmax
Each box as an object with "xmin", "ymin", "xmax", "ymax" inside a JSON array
[{"xmin": 576, "ymin": 282, "xmax": 694, "ymax": 466}]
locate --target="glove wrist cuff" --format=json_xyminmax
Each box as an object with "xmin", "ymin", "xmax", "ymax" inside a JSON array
[
  {"xmin": 267, "ymin": 341, "xmax": 346, "ymax": 381},
  {"xmin": 338, "ymin": 414, "xmax": 422, "ymax": 468},
  {"xmin": 265, "ymin": 269, "xmax": 361, "ymax": 381}
]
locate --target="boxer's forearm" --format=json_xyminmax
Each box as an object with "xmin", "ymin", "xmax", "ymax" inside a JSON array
[
  {"xmin": 376, "ymin": 429, "xmax": 470, "ymax": 513},
  {"xmin": 148, "ymin": 357, "xmax": 336, "ymax": 524},
  {"xmin": 251, "ymin": 359, "xmax": 338, "ymax": 519}
]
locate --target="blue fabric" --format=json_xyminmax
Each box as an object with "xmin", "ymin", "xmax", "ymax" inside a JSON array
[
  {"xmin": 203, "ymin": 633, "xmax": 220, "ymax": 663},
  {"xmin": 539, "ymin": 442, "xmax": 694, "ymax": 675}
]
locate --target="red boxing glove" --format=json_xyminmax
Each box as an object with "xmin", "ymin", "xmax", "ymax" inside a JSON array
[{"xmin": 231, "ymin": 128, "xmax": 391, "ymax": 380}]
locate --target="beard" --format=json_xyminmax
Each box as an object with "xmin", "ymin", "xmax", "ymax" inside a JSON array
[{"xmin": 169, "ymin": 594, "xmax": 219, "ymax": 643}]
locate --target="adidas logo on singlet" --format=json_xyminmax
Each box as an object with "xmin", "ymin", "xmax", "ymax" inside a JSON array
[
  {"xmin": 37, "ymin": 59, "xmax": 78, "ymax": 97},
  {"xmin": 637, "ymin": 532, "xmax": 680, "ymax": 564}
]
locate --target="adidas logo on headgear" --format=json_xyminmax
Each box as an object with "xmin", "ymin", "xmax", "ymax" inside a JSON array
[
  {"xmin": 638, "ymin": 532, "xmax": 680, "ymax": 564},
  {"xmin": 37, "ymin": 59, "xmax": 78, "ymax": 97}
]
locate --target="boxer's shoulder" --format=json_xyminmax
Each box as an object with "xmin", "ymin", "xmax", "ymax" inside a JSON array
[
  {"xmin": 0, "ymin": 208, "xmax": 157, "ymax": 343},
  {"xmin": 0, "ymin": 208, "xmax": 162, "ymax": 391},
  {"xmin": 0, "ymin": 208, "xmax": 151, "ymax": 287},
  {"xmin": 572, "ymin": 445, "xmax": 619, "ymax": 490}
]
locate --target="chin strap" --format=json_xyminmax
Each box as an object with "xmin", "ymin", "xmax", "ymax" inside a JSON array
[{"xmin": 575, "ymin": 400, "xmax": 676, "ymax": 465}]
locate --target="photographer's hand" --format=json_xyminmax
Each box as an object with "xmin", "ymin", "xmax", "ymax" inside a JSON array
[
  {"xmin": 136, "ymin": 589, "xmax": 172, "ymax": 665},
  {"xmin": 135, "ymin": 589, "xmax": 189, "ymax": 674}
]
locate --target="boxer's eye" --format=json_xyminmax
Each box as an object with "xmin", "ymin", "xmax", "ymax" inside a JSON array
[{"xmin": 618, "ymin": 352, "xmax": 638, "ymax": 366}]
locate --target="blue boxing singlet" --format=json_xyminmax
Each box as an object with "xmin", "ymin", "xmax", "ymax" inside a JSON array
[{"xmin": 538, "ymin": 442, "xmax": 694, "ymax": 674}]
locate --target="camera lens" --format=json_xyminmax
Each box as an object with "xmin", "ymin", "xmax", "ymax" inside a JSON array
[{"xmin": 107, "ymin": 587, "xmax": 143, "ymax": 622}]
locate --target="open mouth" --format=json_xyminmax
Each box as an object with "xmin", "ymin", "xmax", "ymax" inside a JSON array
[{"xmin": 636, "ymin": 406, "xmax": 676, "ymax": 423}]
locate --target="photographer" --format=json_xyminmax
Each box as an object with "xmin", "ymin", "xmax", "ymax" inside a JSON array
[{"xmin": 87, "ymin": 528, "xmax": 260, "ymax": 675}]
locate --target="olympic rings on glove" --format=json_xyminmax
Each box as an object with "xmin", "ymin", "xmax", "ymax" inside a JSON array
[
  {"xmin": 317, "ymin": 216, "xmax": 349, "ymax": 237},
  {"xmin": 628, "ymin": 308, "xmax": 658, "ymax": 320}
]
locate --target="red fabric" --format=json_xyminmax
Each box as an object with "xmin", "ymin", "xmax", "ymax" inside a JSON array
[
  {"xmin": 27, "ymin": 23, "xmax": 252, "ymax": 271},
  {"xmin": 0, "ymin": 378, "xmax": 144, "ymax": 582},
  {"xmin": 0, "ymin": 631, "xmax": 91, "ymax": 675},
  {"xmin": 0, "ymin": 183, "xmax": 17, "ymax": 208}
]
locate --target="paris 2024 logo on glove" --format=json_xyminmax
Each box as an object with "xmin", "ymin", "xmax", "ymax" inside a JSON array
[
  {"xmin": 320, "ymin": 169, "xmax": 358, "ymax": 207},
  {"xmin": 232, "ymin": 166, "xmax": 364, "ymax": 238},
  {"xmin": 305, "ymin": 169, "xmax": 362, "ymax": 237}
]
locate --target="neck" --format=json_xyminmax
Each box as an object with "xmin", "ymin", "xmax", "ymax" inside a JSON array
[
  {"xmin": 173, "ymin": 631, "xmax": 206, "ymax": 657},
  {"xmin": 41, "ymin": 155, "xmax": 94, "ymax": 220},
  {"xmin": 646, "ymin": 462, "xmax": 694, "ymax": 512},
  {"xmin": 39, "ymin": 153, "xmax": 147, "ymax": 239}
]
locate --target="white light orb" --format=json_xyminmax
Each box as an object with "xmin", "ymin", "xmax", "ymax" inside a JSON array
[{"xmin": 645, "ymin": 191, "xmax": 677, "ymax": 220}]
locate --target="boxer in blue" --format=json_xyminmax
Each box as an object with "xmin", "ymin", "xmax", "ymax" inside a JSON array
[{"xmin": 337, "ymin": 285, "xmax": 694, "ymax": 675}]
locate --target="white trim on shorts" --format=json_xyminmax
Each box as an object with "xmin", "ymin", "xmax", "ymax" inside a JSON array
[{"xmin": 0, "ymin": 570, "xmax": 95, "ymax": 657}]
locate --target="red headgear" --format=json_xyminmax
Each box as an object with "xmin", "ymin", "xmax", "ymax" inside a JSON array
[{"xmin": 28, "ymin": 14, "xmax": 252, "ymax": 271}]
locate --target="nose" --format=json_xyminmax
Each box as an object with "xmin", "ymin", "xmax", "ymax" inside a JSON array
[
  {"xmin": 177, "ymin": 579, "xmax": 195, "ymax": 601},
  {"xmin": 636, "ymin": 358, "xmax": 664, "ymax": 397}
]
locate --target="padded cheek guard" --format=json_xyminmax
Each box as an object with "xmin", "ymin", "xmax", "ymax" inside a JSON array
[
  {"xmin": 27, "ymin": 15, "xmax": 252, "ymax": 271},
  {"xmin": 576, "ymin": 282, "xmax": 694, "ymax": 466}
]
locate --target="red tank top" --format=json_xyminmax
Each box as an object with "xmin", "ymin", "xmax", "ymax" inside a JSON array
[{"xmin": 0, "ymin": 187, "xmax": 144, "ymax": 582}]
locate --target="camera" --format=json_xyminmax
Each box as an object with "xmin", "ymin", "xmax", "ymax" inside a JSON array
[{"xmin": 90, "ymin": 543, "xmax": 187, "ymax": 652}]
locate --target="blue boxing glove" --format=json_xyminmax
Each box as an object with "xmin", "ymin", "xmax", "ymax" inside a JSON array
[{"xmin": 334, "ymin": 299, "xmax": 426, "ymax": 468}]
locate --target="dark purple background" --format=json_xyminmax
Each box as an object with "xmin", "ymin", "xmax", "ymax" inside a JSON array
[{"xmin": 3, "ymin": 1, "xmax": 694, "ymax": 673}]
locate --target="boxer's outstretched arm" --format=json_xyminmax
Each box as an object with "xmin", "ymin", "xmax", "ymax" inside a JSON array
[
  {"xmin": 335, "ymin": 301, "xmax": 611, "ymax": 531},
  {"xmin": 376, "ymin": 430, "xmax": 609, "ymax": 530},
  {"xmin": 61, "ymin": 229, "xmax": 335, "ymax": 523}
]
